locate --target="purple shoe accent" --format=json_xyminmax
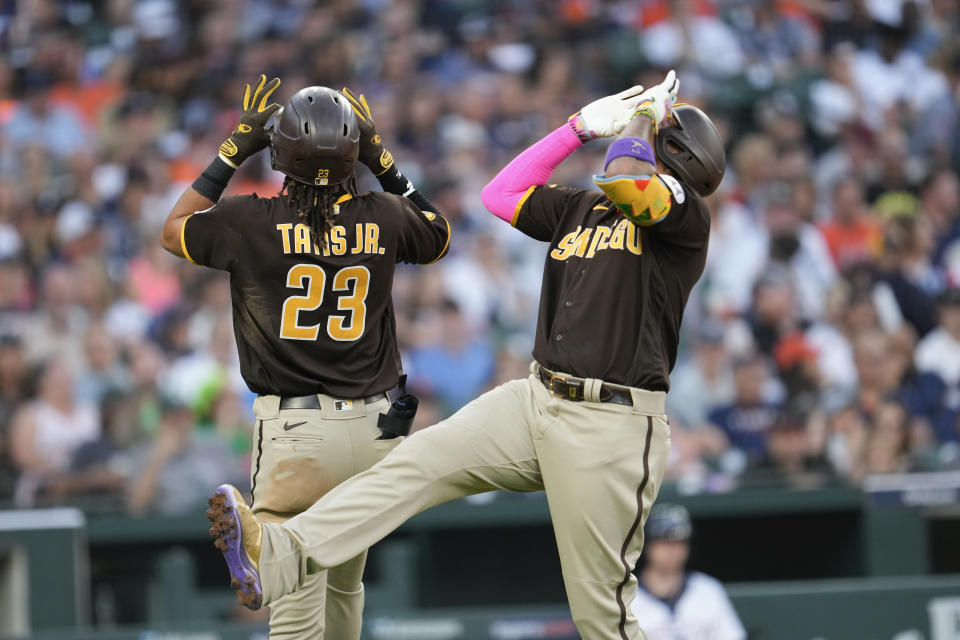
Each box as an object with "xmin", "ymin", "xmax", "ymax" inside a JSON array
[{"xmin": 206, "ymin": 484, "xmax": 262, "ymax": 610}]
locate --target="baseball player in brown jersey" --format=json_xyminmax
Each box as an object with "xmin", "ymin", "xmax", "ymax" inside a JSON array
[
  {"xmin": 160, "ymin": 77, "xmax": 450, "ymax": 639},
  {"xmin": 205, "ymin": 71, "xmax": 725, "ymax": 640}
]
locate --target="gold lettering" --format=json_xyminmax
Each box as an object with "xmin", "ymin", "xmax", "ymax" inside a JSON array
[
  {"xmin": 351, "ymin": 224, "xmax": 364, "ymax": 254},
  {"xmin": 609, "ymin": 219, "xmax": 628, "ymax": 250},
  {"xmin": 330, "ymin": 226, "xmax": 347, "ymax": 255},
  {"xmin": 276, "ymin": 223, "xmax": 293, "ymax": 254},
  {"xmin": 572, "ymin": 228, "xmax": 593, "ymax": 258},
  {"xmin": 587, "ymin": 226, "xmax": 612, "ymax": 258},
  {"xmin": 550, "ymin": 227, "xmax": 581, "ymax": 261},
  {"xmin": 294, "ymin": 224, "xmax": 311, "ymax": 254},
  {"xmin": 626, "ymin": 221, "xmax": 643, "ymax": 255},
  {"xmin": 596, "ymin": 226, "xmax": 612, "ymax": 252},
  {"xmin": 365, "ymin": 223, "xmax": 379, "ymax": 254}
]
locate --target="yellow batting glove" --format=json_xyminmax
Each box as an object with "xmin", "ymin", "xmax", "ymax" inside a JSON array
[
  {"xmin": 219, "ymin": 75, "xmax": 282, "ymax": 168},
  {"xmin": 342, "ymin": 86, "xmax": 394, "ymax": 175}
]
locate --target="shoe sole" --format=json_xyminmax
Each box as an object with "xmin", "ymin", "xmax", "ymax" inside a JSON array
[{"xmin": 206, "ymin": 484, "xmax": 263, "ymax": 610}]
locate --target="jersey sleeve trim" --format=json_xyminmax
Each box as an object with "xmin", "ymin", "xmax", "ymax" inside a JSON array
[
  {"xmin": 180, "ymin": 214, "xmax": 197, "ymax": 264},
  {"xmin": 510, "ymin": 185, "xmax": 538, "ymax": 227},
  {"xmin": 426, "ymin": 214, "xmax": 452, "ymax": 264}
]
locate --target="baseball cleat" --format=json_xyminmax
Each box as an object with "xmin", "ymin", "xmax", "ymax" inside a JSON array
[{"xmin": 206, "ymin": 484, "xmax": 263, "ymax": 610}]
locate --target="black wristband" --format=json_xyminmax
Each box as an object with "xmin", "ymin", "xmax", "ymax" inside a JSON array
[
  {"xmin": 376, "ymin": 165, "xmax": 441, "ymax": 214},
  {"xmin": 191, "ymin": 157, "xmax": 236, "ymax": 202}
]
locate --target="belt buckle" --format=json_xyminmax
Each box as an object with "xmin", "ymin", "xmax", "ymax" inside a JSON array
[
  {"xmin": 548, "ymin": 374, "xmax": 566, "ymax": 399},
  {"xmin": 549, "ymin": 374, "xmax": 582, "ymax": 401}
]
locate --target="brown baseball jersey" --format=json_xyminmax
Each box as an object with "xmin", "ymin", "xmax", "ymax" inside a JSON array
[
  {"xmin": 512, "ymin": 175, "xmax": 709, "ymax": 391},
  {"xmin": 180, "ymin": 191, "xmax": 450, "ymax": 398}
]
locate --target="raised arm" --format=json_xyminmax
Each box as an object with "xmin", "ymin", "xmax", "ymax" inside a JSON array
[
  {"xmin": 480, "ymin": 85, "xmax": 647, "ymax": 223},
  {"xmin": 593, "ymin": 71, "xmax": 686, "ymax": 228},
  {"xmin": 161, "ymin": 75, "xmax": 281, "ymax": 258},
  {"xmin": 480, "ymin": 124, "xmax": 583, "ymax": 223},
  {"xmin": 342, "ymin": 87, "xmax": 442, "ymax": 215}
]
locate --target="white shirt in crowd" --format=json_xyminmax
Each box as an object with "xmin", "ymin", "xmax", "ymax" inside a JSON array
[
  {"xmin": 915, "ymin": 328, "xmax": 960, "ymax": 388},
  {"xmin": 632, "ymin": 572, "xmax": 746, "ymax": 640}
]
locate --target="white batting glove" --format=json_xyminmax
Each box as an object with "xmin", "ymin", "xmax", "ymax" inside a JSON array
[
  {"xmin": 633, "ymin": 70, "xmax": 679, "ymax": 131},
  {"xmin": 568, "ymin": 85, "xmax": 645, "ymax": 142}
]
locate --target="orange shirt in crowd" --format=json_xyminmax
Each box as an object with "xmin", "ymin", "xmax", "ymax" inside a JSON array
[
  {"xmin": 636, "ymin": 0, "xmax": 814, "ymax": 28},
  {"xmin": 49, "ymin": 81, "xmax": 125, "ymax": 129},
  {"xmin": 819, "ymin": 218, "xmax": 883, "ymax": 270}
]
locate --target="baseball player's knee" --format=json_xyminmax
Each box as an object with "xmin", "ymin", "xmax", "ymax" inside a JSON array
[{"xmin": 377, "ymin": 429, "xmax": 459, "ymax": 477}]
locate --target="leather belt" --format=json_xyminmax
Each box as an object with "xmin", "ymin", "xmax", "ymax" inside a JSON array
[
  {"xmin": 278, "ymin": 393, "xmax": 388, "ymax": 410},
  {"xmin": 536, "ymin": 365, "xmax": 634, "ymax": 406}
]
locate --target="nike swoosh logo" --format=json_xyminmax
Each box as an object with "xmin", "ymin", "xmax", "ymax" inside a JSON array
[{"xmin": 282, "ymin": 421, "xmax": 308, "ymax": 431}]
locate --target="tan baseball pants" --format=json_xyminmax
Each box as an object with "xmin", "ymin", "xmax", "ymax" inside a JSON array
[
  {"xmin": 250, "ymin": 393, "xmax": 400, "ymax": 640},
  {"xmin": 258, "ymin": 366, "xmax": 670, "ymax": 640}
]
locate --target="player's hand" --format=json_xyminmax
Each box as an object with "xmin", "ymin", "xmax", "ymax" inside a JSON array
[
  {"xmin": 342, "ymin": 87, "xmax": 395, "ymax": 176},
  {"xmin": 633, "ymin": 70, "xmax": 679, "ymax": 132},
  {"xmin": 568, "ymin": 85, "xmax": 646, "ymax": 142},
  {"xmin": 218, "ymin": 75, "xmax": 282, "ymax": 168}
]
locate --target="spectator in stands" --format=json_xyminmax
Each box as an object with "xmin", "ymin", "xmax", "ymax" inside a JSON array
[
  {"xmin": 9, "ymin": 359, "xmax": 99, "ymax": 506},
  {"xmin": 863, "ymin": 129, "xmax": 920, "ymax": 203},
  {"xmin": 911, "ymin": 287, "xmax": 960, "ymax": 442},
  {"xmin": 924, "ymin": 169, "xmax": 960, "ymax": 280},
  {"xmin": 703, "ymin": 186, "xmax": 768, "ymax": 316},
  {"xmin": 805, "ymin": 283, "xmax": 861, "ymax": 411},
  {"xmin": 0, "ymin": 335, "xmax": 26, "ymax": 497},
  {"xmin": 632, "ymin": 504, "xmax": 746, "ymax": 640},
  {"xmin": 875, "ymin": 212, "xmax": 945, "ymax": 337},
  {"xmin": 764, "ymin": 188, "xmax": 837, "ymax": 321},
  {"xmin": 2, "ymin": 71, "xmax": 88, "ymax": 158},
  {"xmin": 826, "ymin": 404, "xmax": 868, "ymax": 481},
  {"xmin": 76, "ymin": 323, "xmax": 130, "ymax": 405},
  {"xmin": 732, "ymin": 1, "xmax": 820, "ymax": 79},
  {"xmin": 20, "ymin": 264, "xmax": 88, "ymax": 369},
  {"xmin": 748, "ymin": 267, "xmax": 798, "ymax": 356},
  {"xmin": 773, "ymin": 331, "xmax": 822, "ymax": 411},
  {"xmin": 124, "ymin": 340, "xmax": 168, "ymax": 440},
  {"xmin": 668, "ymin": 322, "xmax": 736, "ymax": 429},
  {"xmin": 861, "ymin": 401, "xmax": 912, "ymax": 478},
  {"xmin": 637, "ymin": 0, "xmax": 746, "ymax": 81},
  {"xmin": 852, "ymin": 326, "xmax": 915, "ymax": 433},
  {"xmin": 809, "ymin": 43, "xmax": 862, "ymax": 139},
  {"xmin": 708, "ymin": 354, "xmax": 782, "ymax": 470},
  {"xmin": 819, "ymin": 177, "xmax": 882, "ymax": 272},
  {"xmin": 408, "ymin": 298, "xmax": 495, "ymax": 414},
  {"xmin": 760, "ymin": 403, "xmax": 831, "ymax": 487},
  {"xmin": 126, "ymin": 397, "xmax": 244, "ymax": 516},
  {"xmin": 729, "ymin": 134, "xmax": 777, "ymax": 212},
  {"xmin": 207, "ymin": 388, "xmax": 253, "ymax": 482},
  {"xmin": 44, "ymin": 391, "xmax": 133, "ymax": 509},
  {"xmin": 0, "ymin": 335, "xmax": 27, "ymax": 427}
]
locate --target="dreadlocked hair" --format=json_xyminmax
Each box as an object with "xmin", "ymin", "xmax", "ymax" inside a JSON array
[{"xmin": 280, "ymin": 175, "xmax": 361, "ymax": 249}]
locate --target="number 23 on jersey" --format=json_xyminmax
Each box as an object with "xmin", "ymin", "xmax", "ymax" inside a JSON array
[{"xmin": 280, "ymin": 264, "xmax": 370, "ymax": 342}]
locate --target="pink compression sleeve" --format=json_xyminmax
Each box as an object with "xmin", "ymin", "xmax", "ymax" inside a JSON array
[{"xmin": 480, "ymin": 124, "xmax": 584, "ymax": 223}]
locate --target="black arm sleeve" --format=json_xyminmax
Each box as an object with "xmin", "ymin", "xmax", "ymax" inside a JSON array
[{"xmin": 376, "ymin": 165, "xmax": 442, "ymax": 215}]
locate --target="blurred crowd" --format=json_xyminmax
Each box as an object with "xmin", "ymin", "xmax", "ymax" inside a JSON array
[{"xmin": 0, "ymin": 0, "xmax": 959, "ymax": 514}]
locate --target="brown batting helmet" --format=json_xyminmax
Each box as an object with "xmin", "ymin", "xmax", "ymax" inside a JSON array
[
  {"xmin": 655, "ymin": 105, "xmax": 726, "ymax": 197},
  {"xmin": 267, "ymin": 87, "xmax": 360, "ymax": 187}
]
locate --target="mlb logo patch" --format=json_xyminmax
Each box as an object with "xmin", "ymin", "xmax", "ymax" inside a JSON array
[{"xmin": 334, "ymin": 400, "xmax": 353, "ymax": 412}]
